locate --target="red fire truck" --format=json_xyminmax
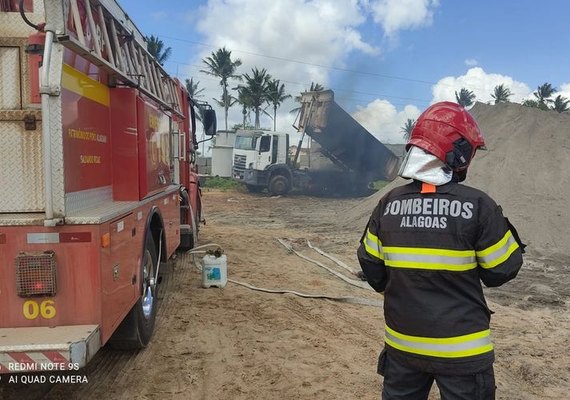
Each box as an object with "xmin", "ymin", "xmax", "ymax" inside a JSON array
[{"xmin": 0, "ymin": 0, "xmax": 216, "ymax": 372}]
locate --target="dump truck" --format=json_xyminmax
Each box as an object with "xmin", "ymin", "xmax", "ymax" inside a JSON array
[
  {"xmin": 232, "ymin": 90, "xmax": 400, "ymax": 196},
  {"xmin": 0, "ymin": 0, "xmax": 216, "ymax": 373}
]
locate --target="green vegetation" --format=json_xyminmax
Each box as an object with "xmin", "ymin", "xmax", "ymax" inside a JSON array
[
  {"xmin": 551, "ymin": 94, "xmax": 570, "ymax": 113},
  {"xmin": 236, "ymin": 67, "xmax": 272, "ymax": 129},
  {"xmin": 199, "ymin": 47, "xmax": 296, "ymax": 130},
  {"xmin": 491, "ymin": 84, "xmax": 512, "ymax": 104},
  {"xmin": 200, "ymin": 47, "xmax": 243, "ymax": 130},
  {"xmin": 146, "ymin": 35, "xmax": 171, "ymax": 66},
  {"xmin": 401, "ymin": 118, "xmax": 416, "ymax": 142},
  {"xmin": 267, "ymin": 79, "xmax": 292, "ymax": 131},
  {"xmin": 201, "ymin": 176, "xmax": 243, "ymax": 191},
  {"xmin": 533, "ymin": 82, "xmax": 556, "ymax": 110},
  {"xmin": 372, "ymin": 180, "xmax": 391, "ymax": 191},
  {"xmin": 455, "ymin": 88, "xmax": 476, "ymax": 107},
  {"xmin": 520, "ymin": 82, "xmax": 569, "ymax": 113}
]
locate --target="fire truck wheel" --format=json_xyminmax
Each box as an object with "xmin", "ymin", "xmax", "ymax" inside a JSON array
[
  {"xmin": 109, "ymin": 233, "xmax": 158, "ymax": 350},
  {"xmin": 268, "ymin": 175, "xmax": 290, "ymax": 196},
  {"xmin": 246, "ymin": 184, "xmax": 263, "ymax": 193},
  {"xmin": 189, "ymin": 203, "xmax": 199, "ymax": 248}
]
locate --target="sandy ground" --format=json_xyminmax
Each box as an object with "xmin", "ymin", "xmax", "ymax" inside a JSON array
[{"xmin": 2, "ymin": 188, "xmax": 569, "ymax": 400}]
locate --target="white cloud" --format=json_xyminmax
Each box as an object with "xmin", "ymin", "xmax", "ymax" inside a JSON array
[
  {"xmin": 348, "ymin": 67, "xmax": 538, "ymax": 147},
  {"xmin": 192, "ymin": 0, "xmax": 379, "ymax": 130},
  {"xmin": 369, "ymin": 0, "xmax": 440, "ymax": 36},
  {"xmin": 195, "ymin": 0, "xmax": 372, "ymax": 84},
  {"xmin": 352, "ymin": 99, "xmax": 421, "ymax": 144},
  {"xmin": 187, "ymin": 0, "xmax": 440, "ymax": 134},
  {"xmin": 431, "ymin": 67, "xmax": 531, "ymax": 105},
  {"xmin": 557, "ymin": 83, "xmax": 570, "ymax": 100},
  {"xmin": 464, "ymin": 58, "xmax": 478, "ymax": 67}
]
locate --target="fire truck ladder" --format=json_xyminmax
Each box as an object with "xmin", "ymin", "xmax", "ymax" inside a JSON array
[{"xmin": 51, "ymin": 0, "xmax": 183, "ymax": 117}]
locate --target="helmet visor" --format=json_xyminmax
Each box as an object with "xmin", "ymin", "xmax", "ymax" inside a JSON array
[{"xmin": 398, "ymin": 146, "xmax": 452, "ymax": 186}]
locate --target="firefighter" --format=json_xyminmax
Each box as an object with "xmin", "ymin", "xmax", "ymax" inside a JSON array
[{"xmin": 357, "ymin": 102, "xmax": 524, "ymax": 399}]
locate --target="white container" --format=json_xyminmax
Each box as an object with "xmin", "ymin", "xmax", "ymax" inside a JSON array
[{"xmin": 202, "ymin": 254, "xmax": 227, "ymax": 288}]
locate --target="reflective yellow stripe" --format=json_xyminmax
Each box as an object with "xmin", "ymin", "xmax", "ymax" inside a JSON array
[
  {"xmin": 61, "ymin": 64, "xmax": 110, "ymax": 107},
  {"xmin": 363, "ymin": 229, "xmax": 384, "ymax": 260},
  {"xmin": 365, "ymin": 231, "xmax": 518, "ymax": 272},
  {"xmin": 385, "ymin": 260, "xmax": 477, "ymax": 271},
  {"xmin": 385, "ymin": 326, "xmax": 493, "ymax": 358},
  {"xmin": 383, "ymin": 246, "xmax": 477, "ymax": 272},
  {"xmin": 384, "ymin": 247, "xmax": 475, "ymax": 258},
  {"xmin": 476, "ymin": 230, "xmax": 520, "ymax": 269}
]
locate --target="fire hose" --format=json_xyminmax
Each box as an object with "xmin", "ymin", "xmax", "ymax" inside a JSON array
[{"xmin": 186, "ymin": 242, "xmax": 382, "ymax": 308}]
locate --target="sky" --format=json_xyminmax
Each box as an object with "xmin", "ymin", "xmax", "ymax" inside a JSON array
[{"xmin": 118, "ymin": 0, "xmax": 570, "ymax": 144}]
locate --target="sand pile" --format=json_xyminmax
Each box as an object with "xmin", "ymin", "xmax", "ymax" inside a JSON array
[{"xmin": 347, "ymin": 102, "xmax": 570, "ymax": 260}]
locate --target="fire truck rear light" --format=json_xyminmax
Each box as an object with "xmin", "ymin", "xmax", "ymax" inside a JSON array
[
  {"xmin": 101, "ymin": 233, "xmax": 110, "ymax": 248},
  {"xmin": 15, "ymin": 251, "xmax": 57, "ymax": 298}
]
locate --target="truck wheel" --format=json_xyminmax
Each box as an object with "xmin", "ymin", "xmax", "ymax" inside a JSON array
[
  {"xmin": 188, "ymin": 203, "xmax": 199, "ymax": 248},
  {"xmin": 109, "ymin": 233, "xmax": 158, "ymax": 350},
  {"xmin": 246, "ymin": 184, "xmax": 263, "ymax": 193},
  {"xmin": 269, "ymin": 175, "xmax": 290, "ymax": 196}
]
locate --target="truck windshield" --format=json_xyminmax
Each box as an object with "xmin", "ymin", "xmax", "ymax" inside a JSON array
[{"xmin": 234, "ymin": 135, "xmax": 258, "ymax": 150}]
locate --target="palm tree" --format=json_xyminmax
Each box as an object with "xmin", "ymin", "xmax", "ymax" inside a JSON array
[
  {"xmin": 401, "ymin": 119, "xmax": 416, "ymax": 142},
  {"xmin": 551, "ymin": 95, "xmax": 570, "ymax": 113},
  {"xmin": 306, "ymin": 82, "xmax": 325, "ymax": 92},
  {"xmin": 290, "ymin": 82, "xmax": 325, "ymax": 114},
  {"xmin": 185, "ymin": 78, "xmax": 204, "ymax": 99},
  {"xmin": 533, "ymin": 83, "xmax": 557, "ymax": 110},
  {"xmin": 213, "ymin": 91, "xmax": 238, "ymax": 121},
  {"xmin": 455, "ymin": 88, "xmax": 476, "ymax": 107},
  {"xmin": 185, "ymin": 78, "xmax": 205, "ymax": 122},
  {"xmin": 491, "ymin": 84, "xmax": 512, "ymax": 104},
  {"xmin": 236, "ymin": 87, "xmax": 253, "ymax": 128},
  {"xmin": 200, "ymin": 47, "xmax": 242, "ymax": 130},
  {"xmin": 522, "ymin": 99, "xmax": 540, "ymax": 108},
  {"xmin": 236, "ymin": 68, "xmax": 272, "ymax": 129},
  {"xmin": 146, "ymin": 35, "xmax": 171, "ymax": 66},
  {"xmin": 267, "ymin": 79, "xmax": 291, "ymax": 131}
]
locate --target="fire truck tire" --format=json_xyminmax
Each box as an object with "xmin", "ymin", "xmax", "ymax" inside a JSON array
[
  {"xmin": 109, "ymin": 233, "xmax": 158, "ymax": 350},
  {"xmin": 189, "ymin": 203, "xmax": 199, "ymax": 248},
  {"xmin": 268, "ymin": 175, "xmax": 290, "ymax": 196},
  {"xmin": 246, "ymin": 184, "xmax": 263, "ymax": 193}
]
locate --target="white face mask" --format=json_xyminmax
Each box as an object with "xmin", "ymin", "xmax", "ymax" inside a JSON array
[{"xmin": 398, "ymin": 145, "xmax": 452, "ymax": 186}]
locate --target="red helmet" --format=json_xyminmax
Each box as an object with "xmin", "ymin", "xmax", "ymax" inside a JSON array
[{"xmin": 408, "ymin": 102, "xmax": 485, "ymax": 171}]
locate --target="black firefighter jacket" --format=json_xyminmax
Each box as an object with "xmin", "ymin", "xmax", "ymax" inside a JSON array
[{"xmin": 357, "ymin": 180, "xmax": 524, "ymax": 374}]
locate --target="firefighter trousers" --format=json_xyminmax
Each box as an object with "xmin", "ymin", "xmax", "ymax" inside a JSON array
[{"xmin": 378, "ymin": 350, "xmax": 496, "ymax": 400}]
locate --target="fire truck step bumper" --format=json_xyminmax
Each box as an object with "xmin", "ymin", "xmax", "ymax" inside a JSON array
[{"xmin": 0, "ymin": 325, "xmax": 100, "ymax": 374}]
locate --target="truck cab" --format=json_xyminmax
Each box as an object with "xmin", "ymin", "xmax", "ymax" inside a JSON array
[{"xmin": 232, "ymin": 130, "xmax": 292, "ymax": 195}]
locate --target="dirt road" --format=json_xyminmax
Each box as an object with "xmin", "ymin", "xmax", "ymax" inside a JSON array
[{"xmin": 3, "ymin": 188, "xmax": 569, "ymax": 399}]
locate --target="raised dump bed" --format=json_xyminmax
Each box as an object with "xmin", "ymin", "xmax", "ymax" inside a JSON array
[{"xmin": 297, "ymin": 90, "xmax": 400, "ymax": 182}]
